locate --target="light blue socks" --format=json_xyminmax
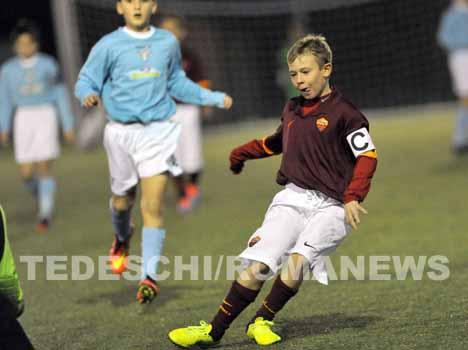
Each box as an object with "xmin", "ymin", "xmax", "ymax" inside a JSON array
[
  {"xmin": 453, "ymin": 106, "xmax": 468, "ymax": 148},
  {"xmin": 38, "ymin": 177, "xmax": 56, "ymax": 220},
  {"xmin": 141, "ymin": 227, "xmax": 166, "ymax": 280}
]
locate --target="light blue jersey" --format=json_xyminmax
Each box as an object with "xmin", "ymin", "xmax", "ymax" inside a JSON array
[
  {"xmin": 437, "ymin": 4, "xmax": 468, "ymax": 52},
  {"xmin": 75, "ymin": 27, "xmax": 226, "ymax": 124},
  {"xmin": 0, "ymin": 53, "xmax": 74, "ymax": 133}
]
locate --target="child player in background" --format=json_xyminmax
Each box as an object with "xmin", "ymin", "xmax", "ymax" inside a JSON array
[
  {"xmin": 159, "ymin": 14, "xmax": 210, "ymax": 214},
  {"xmin": 0, "ymin": 19, "xmax": 75, "ymax": 232},
  {"xmin": 75, "ymin": 0, "xmax": 232, "ymax": 304},
  {"xmin": 437, "ymin": 0, "xmax": 468, "ymax": 155},
  {"xmin": 168, "ymin": 34, "xmax": 378, "ymax": 348}
]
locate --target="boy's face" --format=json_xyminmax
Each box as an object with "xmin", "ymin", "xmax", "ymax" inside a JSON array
[
  {"xmin": 160, "ymin": 19, "xmax": 187, "ymax": 42},
  {"xmin": 117, "ymin": 0, "xmax": 157, "ymax": 32},
  {"xmin": 288, "ymin": 54, "xmax": 332, "ymax": 99},
  {"xmin": 14, "ymin": 33, "xmax": 38, "ymax": 59}
]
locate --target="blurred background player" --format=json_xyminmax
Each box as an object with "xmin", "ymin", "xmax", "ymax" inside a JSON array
[
  {"xmin": 437, "ymin": 0, "xmax": 468, "ymax": 155},
  {"xmin": 159, "ymin": 14, "xmax": 210, "ymax": 213},
  {"xmin": 0, "ymin": 19, "xmax": 75, "ymax": 231},
  {"xmin": 0, "ymin": 205, "xmax": 34, "ymax": 349},
  {"xmin": 75, "ymin": 0, "xmax": 232, "ymax": 304},
  {"xmin": 168, "ymin": 34, "xmax": 377, "ymax": 348}
]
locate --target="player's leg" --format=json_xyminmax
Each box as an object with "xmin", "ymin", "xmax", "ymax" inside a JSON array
[
  {"xmin": 137, "ymin": 174, "xmax": 167, "ymax": 303},
  {"xmin": 453, "ymin": 96, "xmax": 468, "ymax": 154},
  {"xmin": 109, "ymin": 187, "xmax": 136, "ymax": 274},
  {"xmin": 174, "ymin": 105, "xmax": 203, "ymax": 213},
  {"xmin": 448, "ymin": 52, "xmax": 468, "ymax": 154},
  {"xmin": 168, "ymin": 262, "xmax": 269, "ymax": 348},
  {"xmin": 245, "ymin": 253, "xmax": 308, "ymax": 346},
  {"xmin": 18, "ymin": 163, "xmax": 38, "ymax": 198},
  {"xmin": 169, "ymin": 188, "xmax": 305, "ymax": 347},
  {"xmin": 35, "ymin": 160, "xmax": 56, "ymax": 231},
  {"xmin": 103, "ymin": 122, "xmax": 139, "ymax": 274}
]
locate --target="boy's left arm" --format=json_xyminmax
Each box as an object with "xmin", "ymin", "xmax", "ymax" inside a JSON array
[
  {"xmin": 167, "ymin": 42, "xmax": 228, "ymax": 109},
  {"xmin": 343, "ymin": 126, "xmax": 378, "ymax": 229}
]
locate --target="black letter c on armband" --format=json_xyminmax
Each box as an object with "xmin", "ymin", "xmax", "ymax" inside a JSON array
[{"xmin": 351, "ymin": 132, "xmax": 369, "ymax": 151}]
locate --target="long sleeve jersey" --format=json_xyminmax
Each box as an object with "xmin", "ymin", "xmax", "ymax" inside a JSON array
[
  {"xmin": 75, "ymin": 26, "xmax": 225, "ymax": 124},
  {"xmin": 437, "ymin": 4, "xmax": 468, "ymax": 52}
]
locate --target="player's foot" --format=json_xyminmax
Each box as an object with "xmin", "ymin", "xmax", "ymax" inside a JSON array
[
  {"xmin": 168, "ymin": 321, "xmax": 220, "ymax": 348},
  {"xmin": 185, "ymin": 184, "xmax": 201, "ymax": 205},
  {"xmin": 453, "ymin": 144, "xmax": 468, "ymax": 156},
  {"xmin": 35, "ymin": 218, "xmax": 50, "ymax": 233},
  {"xmin": 246, "ymin": 317, "xmax": 282, "ymax": 346},
  {"xmin": 176, "ymin": 196, "xmax": 192, "ymax": 214},
  {"xmin": 136, "ymin": 278, "xmax": 160, "ymax": 304},
  {"xmin": 109, "ymin": 224, "xmax": 134, "ymax": 274}
]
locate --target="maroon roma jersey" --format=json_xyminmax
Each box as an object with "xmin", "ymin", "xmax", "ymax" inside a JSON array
[{"xmin": 264, "ymin": 88, "xmax": 370, "ymax": 202}]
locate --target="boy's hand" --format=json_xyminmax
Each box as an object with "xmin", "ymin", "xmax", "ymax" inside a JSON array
[
  {"xmin": 224, "ymin": 95, "xmax": 233, "ymax": 109},
  {"xmin": 344, "ymin": 200, "xmax": 368, "ymax": 230},
  {"xmin": 83, "ymin": 94, "xmax": 101, "ymax": 108},
  {"xmin": 0, "ymin": 132, "xmax": 10, "ymax": 147},
  {"xmin": 229, "ymin": 149, "xmax": 245, "ymax": 174},
  {"xmin": 63, "ymin": 130, "xmax": 75, "ymax": 145}
]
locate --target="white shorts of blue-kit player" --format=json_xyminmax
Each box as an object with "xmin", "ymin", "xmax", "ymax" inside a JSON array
[
  {"xmin": 449, "ymin": 49, "xmax": 468, "ymax": 98},
  {"xmin": 14, "ymin": 104, "xmax": 59, "ymax": 164},
  {"xmin": 103, "ymin": 119, "xmax": 182, "ymax": 196},
  {"xmin": 171, "ymin": 104, "xmax": 203, "ymax": 174},
  {"xmin": 238, "ymin": 183, "xmax": 352, "ymax": 285}
]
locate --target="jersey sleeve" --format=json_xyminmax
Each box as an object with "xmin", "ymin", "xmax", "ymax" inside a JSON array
[
  {"xmin": 47, "ymin": 58, "xmax": 74, "ymax": 132},
  {"xmin": 344, "ymin": 111, "xmax": 376, "ymax": 158},
  {"xmin": 0, "ymin": 66, "xmax": 14, "ymax": 133},
  {"xmin": 74, "ymin": 40, "xmax": 111, "ymax": 104},
  {"xmin": 167, "ymin": 40, "xmax": 225, "ymax": 108}
]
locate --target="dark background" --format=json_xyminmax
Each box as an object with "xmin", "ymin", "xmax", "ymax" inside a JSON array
[{"xmin": 0, "ymin": 0, "xmax": 56, "ymax": 63}]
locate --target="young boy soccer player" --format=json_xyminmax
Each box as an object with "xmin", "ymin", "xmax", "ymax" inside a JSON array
[
  {"xmin": 159, "ymin": 15, "xmax": 209, "ymax": 214},
  {"xmin": 0, "ymin": 20, "xmax": 75, "ymax": 231},
  {"xmin": 168, "ymin": 34, "xmax": 378, "ymax": 347},
  {"xmin": 75, "ymin": 0, "xmax": 232, "ymax": 304}
]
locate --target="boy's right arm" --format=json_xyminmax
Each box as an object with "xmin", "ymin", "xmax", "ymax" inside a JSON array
[
  {"xmin": 229, "ymin": 123, "xmax": 283, "ymax": 174},
  {"xmin": 74, "ymin": 41, "xmax": 110, "ymax": 107}
]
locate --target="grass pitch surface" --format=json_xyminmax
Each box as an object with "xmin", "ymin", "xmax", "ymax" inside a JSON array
[{"xmin": 1, "ymin": 105, "xmax": 467, "ymax": 349}]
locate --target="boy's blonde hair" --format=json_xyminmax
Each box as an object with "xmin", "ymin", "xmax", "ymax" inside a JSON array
[{"xmin": 287, "ymin": 34, "xmax": 333, "ymax": 68}]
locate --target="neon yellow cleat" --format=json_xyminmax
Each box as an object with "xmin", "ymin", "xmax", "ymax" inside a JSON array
[
  {"xmin": 168, "ymin": 321, "xmax": 220, "ymax": 348},
  {"xmin": 246, "ymin": 317, "xmax": 282, "ymax": 346}
]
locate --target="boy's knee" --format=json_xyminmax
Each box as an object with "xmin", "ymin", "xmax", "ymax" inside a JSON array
[
  {"xmin": 140, "ymin": 198, "xmax": 162, "ymax": 216},
  {"xmin": 112, "ymin": 195, "xmax": 132, "ymax": 211}
]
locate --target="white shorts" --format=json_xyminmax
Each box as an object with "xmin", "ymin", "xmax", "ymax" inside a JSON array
[
  {"xmin": 238, "ymin": 183, "xmax": 351, "ymax": 285},
  {"xmin": 448, "ymin": 49, "xmax": 468, "ymax": 97},
  {"xmin": 103, "ymin": 120, "xmax": 182, "ymax": 196},
  {"xmin": 13, "ymin": 104, "xmax": 60, "ymax": 164},
  {"xmin": 171, "ymin": 104, "xmax": 203, "ymax": 174}
]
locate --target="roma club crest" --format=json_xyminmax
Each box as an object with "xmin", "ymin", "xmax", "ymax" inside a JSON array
[{"xmin": 316, "ymin": 116, "xmax": 329, "ymax": 132}]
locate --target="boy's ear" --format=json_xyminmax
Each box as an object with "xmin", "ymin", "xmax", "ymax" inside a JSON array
[
  {"xmin": 152, "ymin": 3, "xmax": 158, "ymax": 14},
  {"xmin": 116, "ymin": 1, "xmax": 123, "ymax": 15},
  {"xmin": 322, "ymin": 63, "xmax": 333, "ymax": 78}
]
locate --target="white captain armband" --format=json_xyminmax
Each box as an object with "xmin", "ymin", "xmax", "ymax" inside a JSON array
[{"xmin": 346, "ymin": 127, "xmax": 375, "ymax": 157}]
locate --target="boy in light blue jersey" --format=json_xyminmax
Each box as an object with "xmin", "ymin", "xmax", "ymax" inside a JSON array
[
  {"xmin": 75, "ymin": 0, "xmax": 233, "ymax": 304},
  {"xmin": 437, "ymin": 0, "xmax": 468, "ymax": 155},
  {"xmin": 0, "ymin": 20, "xmax": 75, "ymax": 232}
]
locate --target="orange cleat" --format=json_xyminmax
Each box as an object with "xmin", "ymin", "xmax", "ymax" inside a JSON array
[
  {"xmin": 36, "ymin": 218, "xmax": 50, "ymax": 233},
  {"xmin": 137, "ymin": 278, "xmax": 160, "ymax": 304}
]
